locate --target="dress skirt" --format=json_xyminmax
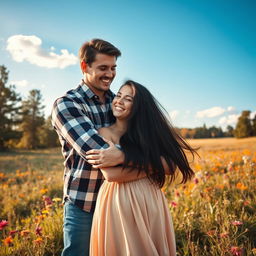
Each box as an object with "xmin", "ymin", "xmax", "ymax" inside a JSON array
[{"xmin": 90, "ymin": 177, "xmax": 176, "ymax": 256}]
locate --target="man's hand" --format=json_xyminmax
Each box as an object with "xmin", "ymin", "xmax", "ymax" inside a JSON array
[{"xmin": 86, "ymin": 139, "xmax": 124, "ymax": 168}]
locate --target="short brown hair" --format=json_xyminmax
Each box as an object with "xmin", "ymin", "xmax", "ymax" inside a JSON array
[{"xmin": 79, "ymin": 39, "xmax": 121, "ymax": 66}]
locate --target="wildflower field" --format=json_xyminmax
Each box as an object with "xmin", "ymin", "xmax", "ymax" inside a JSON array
[{"xmin": 0, "ymin": 137, "xmax": 256, "ymax": 256}]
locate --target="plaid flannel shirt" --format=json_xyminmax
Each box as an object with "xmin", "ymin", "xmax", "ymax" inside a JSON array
[{"xmin": 51, "ymin": 81, "xmax": 115, "ymax": 212}]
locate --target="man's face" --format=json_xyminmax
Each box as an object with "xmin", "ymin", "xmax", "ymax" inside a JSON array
[{"xmin": 83, "ymin": 53, "xmax": 117, "ymax": 95}]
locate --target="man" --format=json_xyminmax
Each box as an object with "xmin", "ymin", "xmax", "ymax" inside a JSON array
[{"xmin": 51, "ymin": 39, "xmax": 124, "ymax": 256}]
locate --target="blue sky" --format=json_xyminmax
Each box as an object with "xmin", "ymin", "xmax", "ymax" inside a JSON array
[{"xmin": 0, "ymin": 0, "xmax": 255, "ymax": 129}]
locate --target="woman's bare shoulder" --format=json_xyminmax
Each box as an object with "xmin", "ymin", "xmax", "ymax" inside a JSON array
[{"xmin": 98, "ymin": 126, "xmax": 113, "ymax": 140}]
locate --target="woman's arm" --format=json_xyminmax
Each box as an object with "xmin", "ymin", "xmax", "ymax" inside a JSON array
[
  {"xmin": 100, "ymin": 166, "xmax": 146, "ymax": 183},
  {"xmin": 91, "ymin": 128, "xmax": 180, "ymax": 183},
  {"xmin": 102, "ymin": 157, "xmax": 178, "ymax": 183},
  {"xmin": 101, "ymin": 162, "xmax": 182, "ymax": 184}
]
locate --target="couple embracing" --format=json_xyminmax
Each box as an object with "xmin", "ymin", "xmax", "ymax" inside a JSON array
[{"xmin": 51, "ymin": 39, "xmax": 196, "ymax": 256}]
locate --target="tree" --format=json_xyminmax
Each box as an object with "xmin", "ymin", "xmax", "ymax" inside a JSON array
[
  {"xmin": 208, "ymin": 126, "xmax": 224, "ymax": 138},
  {"xmin": 18, "ymin": 89, "xmax": 45, "ymax": 149},
  {"xmin": 179, "ymin": 128, "xmax": 196, "ymax": 138},
  {"xmin": 39, "ymin": 116, "xmax": 60, "ymax": 148},
  {"xmin": 0, "ymin": 65, "xmax": 22, "ymax": 150},
  {"xmin": 252, "ymin": 114, "xmax": 256, "ymax": 136},
  {"xmin": 234, "ymin": 111, "xmax": 253, "ymax": 138},
  {"xmin": 194, "ymin": 124, "xmax": 210, "ymax": 138},
  {"xmin": 225, "ymin": 125, "xmax": 234, "ymax": 137}
]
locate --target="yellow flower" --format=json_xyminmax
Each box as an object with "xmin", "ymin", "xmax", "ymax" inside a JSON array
[
  {"xmin": 40, "ymin": 188, "xmax": 48, "ymax": 194},
  {"xmin": 236, "ymin": 182, "xmax": 248, "ymax": 190},
  {"xmin": 242, "ymin": 149, "xmax": 251, "ymax": 156},
  {"xmin": 33, "ymin": 237, "xmax": 43, "ymax": 245},
  {"xmin": 1, "ymin": 184, "xmax": 8, "ymax": 189},
  {"xmin": 52, "ymin": 197, "xmax": 62, "ymax": 202},
  {"xmin": 37, "ymin": 215, "xmax": 45, "ymax": 221}
]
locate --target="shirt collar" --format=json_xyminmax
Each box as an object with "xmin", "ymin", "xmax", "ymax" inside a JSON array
[{"xmin": 79, "ymin": 79, "xmax": 114, "ymax": 100}]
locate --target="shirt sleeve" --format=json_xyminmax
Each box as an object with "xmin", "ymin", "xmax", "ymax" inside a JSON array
[{"xmin": 51, "ymin": 96, "xmax": 108, "ymax": 159}]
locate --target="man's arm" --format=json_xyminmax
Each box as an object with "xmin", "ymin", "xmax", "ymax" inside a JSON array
[
  {"xmin": 85, "ymin": 138, "xmax": 125, "ymax": 167},
  {"xmin": 87, "ymin": 146, "xmax": 175, "ymax": 173},
  {"xmin": 87, "ymin": 148, "xmax": 181, "ymax": 183},
  {"xmin": 51, "ymin": 97, "xmax": 124, "ymax": 166}
]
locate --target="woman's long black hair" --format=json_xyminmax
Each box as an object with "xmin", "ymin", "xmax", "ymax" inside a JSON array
[{"xmin": 119, "ymin": 80, "xmax": 197, "ymax": 188}]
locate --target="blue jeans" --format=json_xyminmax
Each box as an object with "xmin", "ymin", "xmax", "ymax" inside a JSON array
[{"xmin": 62, "ymin": 201, "xmax": 93, "ymax": 256}]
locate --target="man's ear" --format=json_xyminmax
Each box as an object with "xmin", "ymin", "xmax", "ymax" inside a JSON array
[{"xmin": 81, "ymin": 61, "xmax": 87, "ymax": 73}]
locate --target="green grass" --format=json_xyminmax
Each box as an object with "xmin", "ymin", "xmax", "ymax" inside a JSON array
[{"xmin": 0, "ymin": 140, "xmax": 256, "ymax": 255}]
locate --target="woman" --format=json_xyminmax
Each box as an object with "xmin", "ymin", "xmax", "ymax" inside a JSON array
[{"xmin": 89, "ymin": 80, "xmax": 196, "ymax": 256}]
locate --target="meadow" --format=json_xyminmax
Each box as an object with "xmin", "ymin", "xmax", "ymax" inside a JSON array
[{"xmin": 0, "ymin": 137, "xmax": 256, "ymax": 256}]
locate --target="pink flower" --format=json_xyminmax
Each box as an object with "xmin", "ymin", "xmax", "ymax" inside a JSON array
[
  {"xmin": 0, "ymin": 220, "xmax": 8, "ymax": 230},
  {"xmin": 232, "ymin": 221, "xmax": 243, "ymax": 226},
  {"xmin": 43, "ymin": 196, "xmax": 53, "ymax": 206},
  {"xmin": 243, "ymin": 201, "xmax": 250, "ymax": 206},
  {"xmin": 227, "ymin": 162, "xmax": 233, "ymax": 171},
  {"xmin": 35, "ymin": 225, "xmax": 42, "ymax": 236},
  {"xmin": 175, "ymin": 190, "xmax": 180, "ymax": 197},
  {"xmin": 194, "ymin": 178, "xmax": 199, "ymax": 184},
  {"xmin": 171, "ymin": 201, "xmax": 178, "ymax": 207},
  {"xmin": 230, "ymin": 246, "xmax": 243, "ymax": 256},
  {"xmin": 9, "ymin": 230, "xmax": 19, "ymax": 238}
]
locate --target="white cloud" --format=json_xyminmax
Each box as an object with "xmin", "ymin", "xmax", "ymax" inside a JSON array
[
  {"xmin": 10, "ymin": 79, "xmax": 29, "ymax": 87},
  {"xmin": 6, "ymin": 35, "xmax": 78, "ymax": 69},
  {"xmin": 250, "ymin": 110, "xmax": 256, "ymax": 119},
  {"xmin": 227, "ymin": 106, "xmax": 236, "ymax": 112},
  {"xmin": 169, "ymin": 110, "xmax": 179, "ymax": 120},
  {"xmin": 196, "ymin": 106, "xmax": 226, "ymax": 118},
  {"xmin": 218, "ymin": 114, "xmax": 240, "ymax": 126}
]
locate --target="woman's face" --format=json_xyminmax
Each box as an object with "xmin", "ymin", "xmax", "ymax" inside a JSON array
[{"xmin": 112, "ymin": 85, "xmax": 135, "ymax": 120}]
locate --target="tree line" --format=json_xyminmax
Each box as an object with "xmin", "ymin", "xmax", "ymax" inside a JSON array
[
  {"xmin": 0, "ymin": 65, "xmax": 255, "ymax": 150},
  {"xmin": 0, "ymin": 65, "xmax": 59, "ymax": 150},
  {"xmin": 178, "ymin": 110, "xmax": 256, "ymax": 139}
]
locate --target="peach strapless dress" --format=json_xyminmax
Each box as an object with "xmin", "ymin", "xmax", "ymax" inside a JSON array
[{"xmin": 90, "ymin": 177, "xmax": 176, "ymax": 256}]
